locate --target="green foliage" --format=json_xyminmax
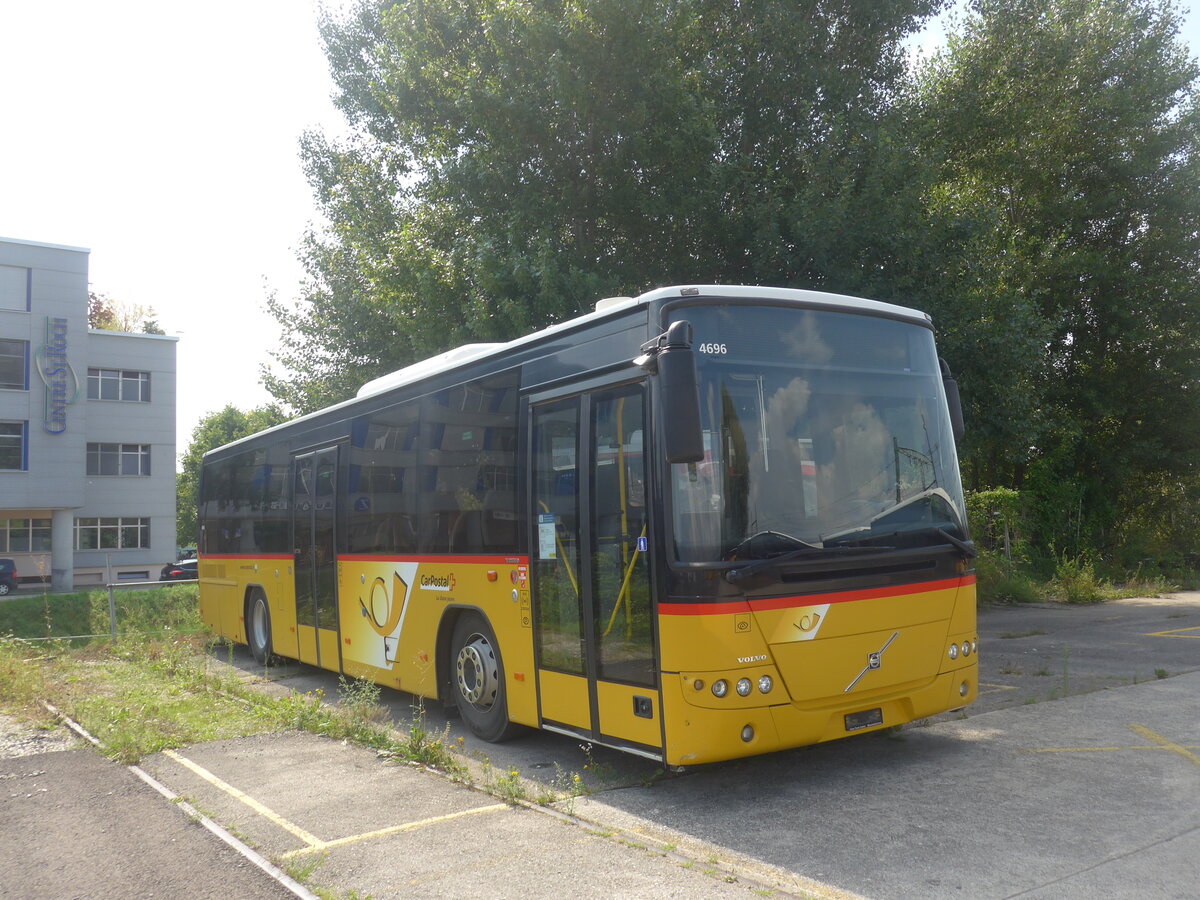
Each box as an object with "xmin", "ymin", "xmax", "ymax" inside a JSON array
[
  {"xmin": 974, "ymin": 549, "xmax": 1043, "ymax": 604},
  {"xmin": 965, "ymin": 487, "xmax": 1027, "ymax": 559},
  {"xmin": 1049, "ymin": 551, "xmax": 1108, "ymax": 604},
  {"xmin": 0, "ymin": 585, "xmax": 202, "ymax": 642},
  {"xmin": 176, "ymin": 404, "xmax": 289, "ymax": 548},
  {"xmin": 269, "ymin": 0, "xmax": 942, "ymax": 412},
  {"xmin": 915, "ymin": 0, "xmax": 1200, "ymax": 555},
  {"xmin": 262, "ymin": 0, "xmax": 1200, "ymax": 576},
  {"xmin": 87, "ymin": 290, "xmax": 165, "ymax": 334}
]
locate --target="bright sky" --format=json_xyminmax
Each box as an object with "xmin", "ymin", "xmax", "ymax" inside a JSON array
[{"xmin": 1, "ymin": 1, "xmax": 1197, "ymax": 465}]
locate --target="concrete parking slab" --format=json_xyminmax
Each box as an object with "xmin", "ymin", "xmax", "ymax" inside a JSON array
[
  {"xmin": 138, "ymin": 732, "xmax": 781, "ymax": 900},
  {"xmin": 582, "ymin": 670, "xmax": 1200, "ymax": 900}
]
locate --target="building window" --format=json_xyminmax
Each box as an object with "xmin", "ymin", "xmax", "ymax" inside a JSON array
[
  {"xmin": 0, "ymin": 265, "xmax": 29, "ymax": 311},
  {"xmin": 0, "ymin": 421, "xmax": 26, "ymax": 470},
  {"xmin": 74, "ymin": 517, "xmax": 151, "ymax": 551},
  {"xmin": 87, "ymin": 368, "xmax": 151, "ymax": 402},
  {"xmin": 0, "ymin": 339, "xmax": 29, "ymax": 390},
  {"xmin": 87, "ymin": 443, "xmax": 151, "ymax": 476},
  {"xmin": 0, "ymin": 518, "xmax": 52, "ymax": 552}
]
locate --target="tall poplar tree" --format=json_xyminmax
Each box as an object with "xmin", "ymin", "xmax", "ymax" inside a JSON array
[{"xmin": 266, "ymin": 0, "xmax": 941, "ymax": 412}]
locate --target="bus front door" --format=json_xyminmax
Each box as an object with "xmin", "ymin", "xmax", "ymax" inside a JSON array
[
  {"xmin": 293, "ymin": 447, "xmax": 341, "ymax": 672},
  {"xmin": 531, "ymin": 383, "xmax": 662, "ymax": 756}
]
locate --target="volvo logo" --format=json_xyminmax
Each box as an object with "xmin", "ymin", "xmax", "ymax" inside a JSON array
[{"xmin": 844, "ymin": 632, "xmax": 899, "ymax": 693}]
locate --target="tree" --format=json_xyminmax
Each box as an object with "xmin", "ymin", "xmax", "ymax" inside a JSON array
[
  {"xmin": 88, "ymin": 290, "xmax": 167, "ymax": 334},
  {"xmin": 915, "ymin": 0, "xmax": 1200, "ymax": 552},
  {"xmin": 266, "ymin": 0, "xmax": 943, "ymax": 412},
  {"xmin": 176, "ymin": 405, "xmax": 289, "ymax": 549}
]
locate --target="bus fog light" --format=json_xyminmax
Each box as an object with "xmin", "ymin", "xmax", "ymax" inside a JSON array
[
  {"xmin": 758, "ymin": 675, "xmax": 773, "ymax": 694},
  {"xmin": 712, "ymin": 679, "xmax": 728, "ymax": 698},
  {"xmin": 741, "ymin": 725, "xmax": 754, "ymax": 743},
  {"xmin": 962, "ymin": 641, "xmax": 971, "ymax": 657},
  {"xmin": 693, "ymin": 679, "xmax": 705, "ymax": 692},
  {"xmin": 736, "ymin": 678, "xmax": 752, "ymax": 697},
  {"xmin": 948, "ymin": 643, "xmax": 959, "ymax": 660},
  {"xmin": 960, "ymin": 681, "xmax": 969, "ymax": 698}
]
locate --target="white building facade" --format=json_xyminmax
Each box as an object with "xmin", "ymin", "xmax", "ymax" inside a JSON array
[{"xmin": 0, "ymin": 236, "xmax": 178, "ymax": 590}]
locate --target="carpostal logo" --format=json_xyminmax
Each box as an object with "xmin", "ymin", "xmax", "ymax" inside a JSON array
[{"xmin": 419, "ymin": 573, "xmax": 456, "ymax": 592}]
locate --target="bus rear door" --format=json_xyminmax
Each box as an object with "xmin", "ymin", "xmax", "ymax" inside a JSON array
[{"xmin": 292, "ymin": 447, "xmax": 342, "ymax": 671}]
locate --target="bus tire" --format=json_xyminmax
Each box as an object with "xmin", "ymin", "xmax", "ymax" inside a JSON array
[
  {"xmin": 450, "ymin": 612, "xmax": 522, "ymax": 743},
  {"xmin": 248, "ymin": 590, "xmax": 274, "ymax": 666}
]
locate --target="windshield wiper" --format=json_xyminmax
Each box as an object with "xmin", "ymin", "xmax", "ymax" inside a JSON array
[
  {"xmin": 828, "ymin": 525, "xmax": 976, "ymax": 560},
  {"xmin": 934, "ymin": 527, "xmax": 977, "ymax": 559},
  {"xmin": 725, "ymin": 544, "xmax": 897, "ymax": 584},
  {"xmin": 724, "ymin": 529, "xmax": 822, "ymax": 561}
]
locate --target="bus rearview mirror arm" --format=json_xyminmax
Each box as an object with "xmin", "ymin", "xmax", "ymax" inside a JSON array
[
  {"xmin": 635, "ymin": 321, "xmax": 705, "ymax": 464},
  {"xmin": 940, "ymin": 358, "xmax": 966, "ymax": 444}
]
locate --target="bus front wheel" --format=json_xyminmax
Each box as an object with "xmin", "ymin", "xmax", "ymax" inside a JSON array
[
  {"xmin": 450, "ymin": 612, "xmax": 522, "ymax": 743},
  {"xmin": 248, "ymin": 591, "xmax": 274, "ymax": 666}
]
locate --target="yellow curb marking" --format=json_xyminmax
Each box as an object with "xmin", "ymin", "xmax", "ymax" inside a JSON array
[
  {"xmin": 279, "ymin": 804, "xmax": 510, "ymax": 859},
  {"xmin": 979, "ymin": 682, "xmax": 1017, "ymax": 695},
  {"xmin": 1020, "ymin": 725, "xmax": 1200, "ymax": 769},
  {"xmin": 164, "ymin": 749, "xmax": 508, "ymax": 858},
  {"xmin": 1144, "ymin": 626, "xmax": 1200, "ymax": 639},
  {"xmin": 164, "ymin": 750, "xmax": 323, "ymax": 847}
]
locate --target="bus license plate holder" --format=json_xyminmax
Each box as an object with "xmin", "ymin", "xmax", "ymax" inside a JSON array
[{"xmin": 845, "ymin": 708, "xmax": 883, "ymax": 732}]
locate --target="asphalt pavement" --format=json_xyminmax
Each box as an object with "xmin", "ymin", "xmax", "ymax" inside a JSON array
[{"xmin": 2, "ymin": 593, "xmax": 1197, "ymax": 899}]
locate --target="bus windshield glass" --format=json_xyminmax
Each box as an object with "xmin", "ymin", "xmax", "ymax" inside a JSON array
[{"xmin": 669, "ymin": 304, "xmax": 967, "ymax": 564}]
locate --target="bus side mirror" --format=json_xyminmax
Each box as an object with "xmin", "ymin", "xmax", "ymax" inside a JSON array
[
  {"xmin": 639, "ymin": 321, "xmax": 704, "ymax": 464},
  {"xmin": 940, "ymin": 358, "xmax": 965, "ymax": 443}
]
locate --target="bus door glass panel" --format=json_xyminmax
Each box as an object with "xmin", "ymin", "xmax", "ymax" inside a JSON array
[
  {"xmin": 293, "ymin": 447, "xmax": 340, "ymax": 668},
  {"xmin": 532, "ymin": 401, "xmax": 584, "ymax": 676},
  {"xmin": 313, "ymin": 452, "xmax": 338, "ymax": 630},
  {"xmin": 294, "ymin": 456, "xmax": 315, "ymax": 630},
  {"xmin": 590, "ymin": 387, "xmax": 653, "ymax": 686}
]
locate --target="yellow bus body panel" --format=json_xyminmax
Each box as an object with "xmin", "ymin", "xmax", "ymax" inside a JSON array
[
  {"xmin": 335, "ymin": 556, "xmax": 539, "ymax": 728},
  {"xmin": 659, "ymin": 576, "xmax": 978, "ymax": 766},
  {"xmin": 537, "ymin": 669, "xmax": 591, "ymax": 730}
]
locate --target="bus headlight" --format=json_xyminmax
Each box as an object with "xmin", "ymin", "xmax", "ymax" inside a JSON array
[
  {"xmin": 736, "ymin": 678, "xmax": 752, "ymax": 697},
  {"xmin": 712, "ymin": 679, "xmax": 729, "ymax": 698},
  {"xmin": 758, "ymin": 675, "xmax": 773, "ymax": 694},
  {"xmin": 948, "ymin": 643, "xmax": 959, "ymax": 660}
]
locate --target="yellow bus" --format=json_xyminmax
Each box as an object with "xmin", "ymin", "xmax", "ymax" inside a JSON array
[{"xmin": 198, "ymin": 285, "xmax": 977, "ymax": 766}]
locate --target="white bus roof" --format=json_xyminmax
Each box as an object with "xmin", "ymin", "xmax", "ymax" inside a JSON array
[
  {"xmin": 211, "ymin": 285, "xmax": 930, "ymax": 456},
  {"xmin": 355, "ymin": 285, "xmax": 930, "ymax": 400}
]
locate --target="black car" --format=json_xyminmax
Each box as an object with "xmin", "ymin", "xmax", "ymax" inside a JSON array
[
  {"xmin": 159, "ymin": 559, "xmax": 198, "ymax": 581},
  {"xmin": 0, "ymin": 558, "xmax": 17, "ymax": 595}
]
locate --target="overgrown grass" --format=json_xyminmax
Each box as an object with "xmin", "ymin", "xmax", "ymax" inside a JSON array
[
  {"xmin": 0, "ymin": 584, "xmax": 203, "ymax": 641},
  {"xmin": 0, "ymin": 588, "xmax": 465, "ymax": 777},
  {"xmin": 975, "ymin": 548, "xmax": 1192, "ymax": 605}
]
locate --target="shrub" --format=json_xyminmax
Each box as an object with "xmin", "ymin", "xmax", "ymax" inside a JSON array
[{"xmin": 974, "ymin": 549, "xmax": 1041, "ymax": 604}]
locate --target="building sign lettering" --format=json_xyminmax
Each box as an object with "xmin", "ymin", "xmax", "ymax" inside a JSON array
[{"xmin": 35, "ymin": 316, "xmax": 80, "ymax": 434}]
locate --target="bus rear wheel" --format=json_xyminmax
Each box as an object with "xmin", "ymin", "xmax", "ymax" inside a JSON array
[
  {"xmin": 450, "ymin": 612, "xmax": 522, "ymax": 743},
  {"xmin": 248, "ymin": 591, "xmax": 274, "ymax": 666}
]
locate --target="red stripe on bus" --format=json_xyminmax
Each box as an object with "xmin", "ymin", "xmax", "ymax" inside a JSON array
[
  {"xmin": 658, "ymin": 575, "xmax": 976, "ymax": 616},
  {"xmin": 200, "ymin": 554, "xmax": 292, "ymax": 561},
  {"xmin": 339, "ymin": 554, "xmax": 529, "ymax": 566}
]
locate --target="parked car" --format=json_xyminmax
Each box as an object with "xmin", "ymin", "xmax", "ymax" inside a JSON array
[
  {"xmin": 159, "ymin": 559, "xmax": 198, "ymax": 581},
  {"xmin": 0, "ymin": 558, "xmax": 17, "ymax": 595}
]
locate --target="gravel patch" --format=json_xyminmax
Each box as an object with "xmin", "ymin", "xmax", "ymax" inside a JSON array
[{"xmin": 0, "ymin": 713, "xmax": 79, "ymax": 759}]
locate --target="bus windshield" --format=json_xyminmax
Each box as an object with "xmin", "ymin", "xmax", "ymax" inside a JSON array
[{"xmin": 669, "ymin": 304, "xmax": 967, "ymax": 564}]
